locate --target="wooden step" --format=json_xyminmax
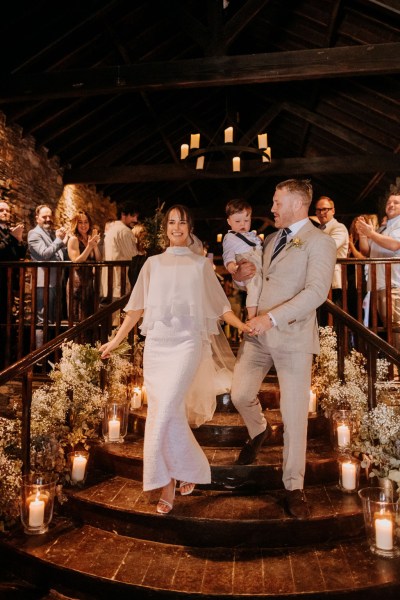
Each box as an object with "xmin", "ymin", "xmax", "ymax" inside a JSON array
[
  {"xmin": 91, "ymin": 435, "xmax": 339, "ymax": 490},
  {"xmin": 2, "ymin": 518, "xmax": 400, "ymax": 600},
  {"xmin": 129, "ymin": 407, "xmax": 329, "ymax": 447},
  {"xmin": 61, "ymin": 476, "xmax": 365, "ymax": 548}
]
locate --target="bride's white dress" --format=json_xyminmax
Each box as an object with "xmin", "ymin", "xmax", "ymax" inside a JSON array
[{"xmin": 124, "ymin": 246, "xmax": 234, "ymax": 492}]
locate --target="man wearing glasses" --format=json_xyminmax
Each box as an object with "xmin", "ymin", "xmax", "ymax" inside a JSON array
[{"xmin": 315, "ymin": 196, "xmax": 349, "ymax": 319}]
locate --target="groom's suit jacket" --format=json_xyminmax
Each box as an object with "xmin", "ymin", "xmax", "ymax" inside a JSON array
[{"xmin": 258, "ymin": 220, "xmax": 337, "ymax": 354}]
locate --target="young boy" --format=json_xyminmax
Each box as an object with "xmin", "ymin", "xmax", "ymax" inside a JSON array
[{"xmin": 222, "ymin": 199, "xmax": 263, "ymax": 319}]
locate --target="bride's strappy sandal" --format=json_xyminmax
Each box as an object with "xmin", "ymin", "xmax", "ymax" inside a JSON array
[
  {"xmin": 179, "ymin": 481, "xmax": 195, "ymax": 496},
  {"xmin": 156, "ymin": 480, "xmax": 176, "ymax": 514}
]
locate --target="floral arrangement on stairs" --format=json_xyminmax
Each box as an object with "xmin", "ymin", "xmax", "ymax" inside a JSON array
[
  {"xmin": 0, "ymin": 339, "xmax": 133, "ymax": 529},
  {"xmin": 312, "ymin": 326, "xmax": 400, "ymax": 490}
]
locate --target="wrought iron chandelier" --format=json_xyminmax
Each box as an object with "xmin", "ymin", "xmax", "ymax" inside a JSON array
[{"xmin": 180, "ymin": 126, "xmax": 271, "ymax": 173}]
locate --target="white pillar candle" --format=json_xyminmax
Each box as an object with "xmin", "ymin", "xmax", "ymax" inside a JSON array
[
  {"xmin": 180, "ymin": 144, "xmax": 189, "ymax": 159},
  {"xmin": 28, "ymin": 494, "xmax": 45, "ymax": 527},
  {"xmin": 375, "ymin": 516, "xmax": 393, "ymax": 550},
  {"xmin": 130, "ymin": 387, "xmax": 142, "ymax": 410},
  {"xmin": 232, "ymin": 156, "xmax": 240, "ymax": 172},
  {"xmin": 341, "ymin": 462, "xmax": 356, "ymax": 490},
  {"xmin": 108, "ymin": 418, "xmax": 120, "ymax": 441},
  {"xmin": 259, "ymin": 233, "xmax": 264, "ymax": 241},
  {"xmin": 190, "ymin": 133, "xmax": 200, "ymax": 149},
  {"xmin": 224, "ymin": 126, "xmax": 233, "ymax": 143},
  {"xmin": 71, "ymin": 455, "xmax": 87, "ymax": 482},
  {"xmin": 216, "ymin": 233, "xmax": 223, "ymax": 243},
  {"xmin": 141, "ymin": 385, "xmax": 147, "ymax": 405},
  {"xmin": 196, "ymin": 156, "xmax": 204, "ymax": 170},
  {"xmin": 309, "ymin": 390, "xmax": 317, "ymax": 413},
  {"xmin": 337, "ymin": 424, "xmax": 350, "ymax": 447},
  {"xmin": 258, "ymin": 133, "xmax": 267, "ymax": 149}
]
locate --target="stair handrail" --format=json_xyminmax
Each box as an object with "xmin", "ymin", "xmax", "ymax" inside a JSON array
[{"xmin": 0, "ymin": 294, "xmax": 130, "ymax": 473}]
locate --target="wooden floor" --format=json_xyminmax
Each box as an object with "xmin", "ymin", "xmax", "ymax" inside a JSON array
[{"xmin": 1, "ymin": 383, "xmax": 400, "ymax": 600}]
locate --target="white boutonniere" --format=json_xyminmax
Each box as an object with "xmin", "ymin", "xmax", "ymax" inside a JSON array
[{"xmin": 286, "ymin": 237, "xmax": 304, "ymax": 250}]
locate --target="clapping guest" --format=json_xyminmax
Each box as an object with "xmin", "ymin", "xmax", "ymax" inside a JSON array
[
  {"xmin": 67, "ymin": 210, "xmax": 101, "ymax": 321},
  {"xmin": 357, "ymin": 189, "xmax": 400, "ymax": 349},
  {"xmin": 28, "ymin": 204, "xmax": 69, "ymax": 348},
  {"xmin": 100, "ymin": 204, "xmax": 252, "ymax": 515},
  {"xmin": 0, "ymin": 200, "xmax": 27, "ymax": 368}
]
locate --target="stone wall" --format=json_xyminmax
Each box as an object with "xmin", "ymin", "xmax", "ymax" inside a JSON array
[{"xmin": 0, "ymin": 111, "xmax": 117, "ymax": 237}]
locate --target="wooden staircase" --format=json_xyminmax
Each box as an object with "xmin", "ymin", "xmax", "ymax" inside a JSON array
[{"xmin": 1, "ymin": 380, "xmax": 400, "ymax": 600}]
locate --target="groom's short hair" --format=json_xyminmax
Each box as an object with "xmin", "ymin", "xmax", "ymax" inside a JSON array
[{"xmin": 276, "ymin": 179, "xmax": 313, "ymax": 207}]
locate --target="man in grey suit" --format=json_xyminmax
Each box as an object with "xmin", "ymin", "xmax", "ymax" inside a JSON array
[
  {"xmin": 231, "ymin": 179, "xmax": 336, "ymax": 519},
  {"xmin": 28, "ymin": 204, "xmax": 68, "ymax": 347}
]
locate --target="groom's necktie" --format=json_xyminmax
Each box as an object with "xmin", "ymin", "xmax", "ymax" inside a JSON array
[{"xmin": 271, "ymin": 227, "xmax": 291, "ymax": 262}]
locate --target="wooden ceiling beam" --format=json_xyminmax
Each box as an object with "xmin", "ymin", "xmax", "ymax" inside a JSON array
[
  {"xmin": 2, "ymin": 43, "xmax": 399, "ymax": 102},
  {"xmin": 63, "ymin": 154, "xmax": 400, "ymax": 185}
]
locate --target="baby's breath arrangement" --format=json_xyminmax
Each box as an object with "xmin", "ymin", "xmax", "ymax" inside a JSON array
[
  {"xmin": 30, "ymin": 339, "xmax": 133, "ymax": 485},
  {"xmin": 0, "ymin": 415, "xmax": 23, "ymax": 528},
  {"xmin": 353, "ymin": 403, "xmax": 400, "ymax": 486},
  {"xmin": 312, "ymin": 327, "xmax": 368, "ymax": 417}
]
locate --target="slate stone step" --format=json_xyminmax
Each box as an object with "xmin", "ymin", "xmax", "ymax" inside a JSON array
[
  {"xmin": 91, "ymin": 436, "xmax": 341, "ymax": 490},
  {"xmin": 2, "ymin": 518, "xmax": 400, "ymax": 600}
]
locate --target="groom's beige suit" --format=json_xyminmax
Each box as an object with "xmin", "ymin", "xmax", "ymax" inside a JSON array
[{"xmin": 231, "ymin": 219, "xmax": 336, "ymax": 490}]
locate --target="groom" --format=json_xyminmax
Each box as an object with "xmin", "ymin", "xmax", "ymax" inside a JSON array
[{"xmin": 231, "ymin": 179, "xmax": 336, "ymax": 519}]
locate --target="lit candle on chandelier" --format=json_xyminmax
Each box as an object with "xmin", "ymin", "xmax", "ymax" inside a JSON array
[
  {"xmin": 232, "ymin": 156, "xmax": 240, "ymax": 172},
  {"xmin": 180, "ymin": 144, "xmax": 189, "ymax": 159},
  {"xmin": 224, "ymin": 126, "xmax": 233, "ymax": 143},
  {"xmin": 263, "ymin": 147, "xmax": 272, "ymax": 162},
  {"xmin": 196, "ymin": 156, "xmax": 205, "ymax": 170},
  {"xmin": 190, "ymin": 133, "xmax": 200, "ymax": 149},
  {"xmin": 258, "ymin": 133, "xmax": 268, "ymax": 149}
]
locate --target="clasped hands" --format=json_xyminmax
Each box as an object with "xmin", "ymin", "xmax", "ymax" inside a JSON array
[{"xmin": 246, "ymin": 314, "xmax": 273, "ymax": 336}]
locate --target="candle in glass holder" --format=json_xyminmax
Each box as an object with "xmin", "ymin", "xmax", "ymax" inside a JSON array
[
  {"xmin": 131, "ymin": 387, "xmax": 142, "ymax": 409},
  {"xmin": 309, "ymin": 390, "xmax": 317, "ymax": 413},
  {"xmin": 341, "ymin": 461, "xmax": 356, "ymax": 490},
  {"xmin": 337, "ymin": 424, "xmax": 350, "ymax": 448},
  {"xmin": 108, "ymin": 418, "xmax": 120, "ymax": 441},
  {"xmin": 71, "ymin": 454, "xmax": 87, "ymax": 482},
  {"xmin": 141, "ymin": 385, "xmax": 147, "ymax": 405},
  {"xmin": 375, "ymin": 514, "xmax": 393, "ymax": 550},
  {"xmin": 28, "ymin": 493, "xmax": 45, "ymax": 527}
]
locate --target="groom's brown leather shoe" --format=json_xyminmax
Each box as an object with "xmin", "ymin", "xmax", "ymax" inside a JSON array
[
  {"xmin": 285, "ymin": 489, "xmax": 310, "ymax": 520},
  {"xmin": 236, "ymin": 423, "xmax": 272, "ymax": 465}
]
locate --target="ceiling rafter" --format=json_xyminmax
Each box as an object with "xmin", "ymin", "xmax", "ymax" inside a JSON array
[{"xmin": 1, "ymin": 43, "xmax": 399, "ymax": 103}]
